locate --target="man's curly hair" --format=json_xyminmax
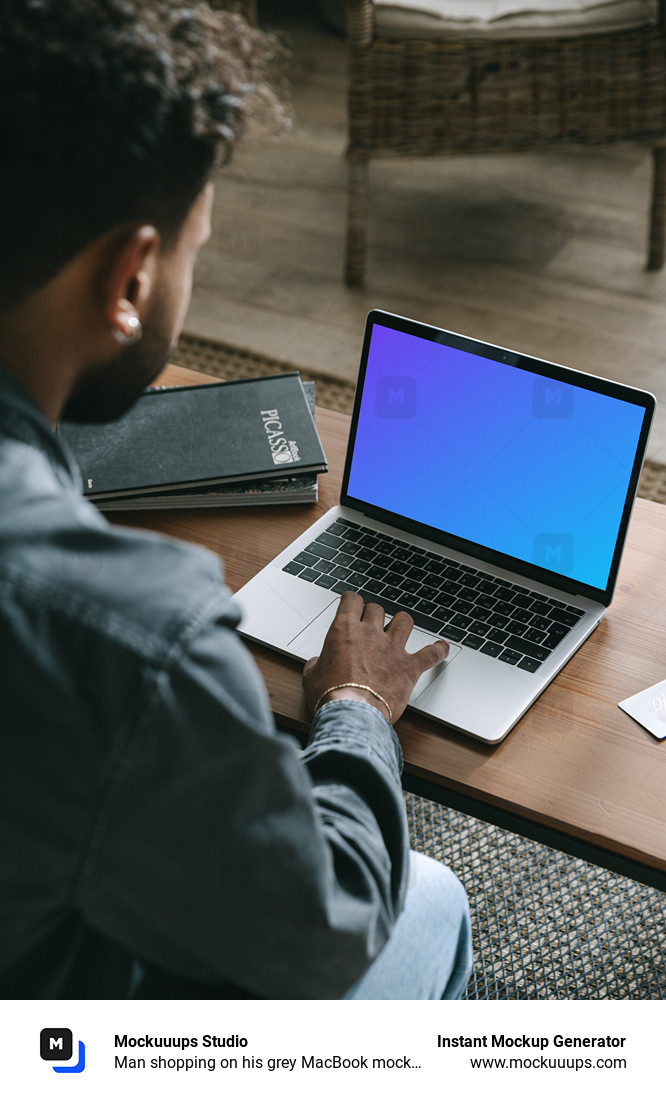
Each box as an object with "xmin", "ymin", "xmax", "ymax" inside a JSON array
[{"xmin": 0, "ymin": 0, "xmax": 288, "ymax": 310}]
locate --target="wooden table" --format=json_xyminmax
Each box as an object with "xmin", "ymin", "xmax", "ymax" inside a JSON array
[{"xmin": 116, "ymin": 365, "xmax": 666, "ymax": 890}]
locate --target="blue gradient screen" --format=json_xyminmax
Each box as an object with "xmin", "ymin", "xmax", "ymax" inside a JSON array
[{"xmin": 346, "ymin": 324, "xmax": 646, "ymax": 591}]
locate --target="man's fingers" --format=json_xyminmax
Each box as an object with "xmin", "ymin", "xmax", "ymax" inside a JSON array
[
  {"xmin": 410, "ymin": 639, "xmax": 450, "ymax": 677},
  {"xmin": 384, "ymin": 609, "xmax": 414, "ymax": 643},
  {"xmin": 361, "ymin": 600, "xmax": 385, "ymax": 625},
  {"xmin": 333, "ymin": 590, "xmax": 364, "ymax": 621}
]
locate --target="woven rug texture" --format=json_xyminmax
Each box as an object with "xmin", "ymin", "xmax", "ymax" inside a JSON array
[{"xmin": 175, "ymin": 331, "xmax": 666, "ymax": 999}]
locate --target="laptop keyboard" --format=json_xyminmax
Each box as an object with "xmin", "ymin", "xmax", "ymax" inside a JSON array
[{"xmin": 282, "ymin": 518, "xmax": 585, "ymax": 673}]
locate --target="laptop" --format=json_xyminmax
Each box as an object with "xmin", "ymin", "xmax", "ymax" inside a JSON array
[{"xmin": 234, "ymin": 310, "xmax": 655, "ymax": 743}]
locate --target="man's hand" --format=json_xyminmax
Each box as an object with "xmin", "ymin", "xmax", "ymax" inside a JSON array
[{"xmin": 303, "ymin": 591, "xmax": 449, "ymax": 724}]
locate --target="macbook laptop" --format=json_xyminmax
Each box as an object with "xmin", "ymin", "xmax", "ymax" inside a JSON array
[{"xmin": 234, "ymin": 310, "xmax": 655, "ymax": 743}]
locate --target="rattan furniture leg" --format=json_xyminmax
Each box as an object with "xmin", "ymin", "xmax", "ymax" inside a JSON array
[
  {"xmin": 345, "ymin": 155, "xmax": 370, "ymax": 286},
  {"xmin": 648, "ymin": 144, "xmax": 666, "ymax": 270}
]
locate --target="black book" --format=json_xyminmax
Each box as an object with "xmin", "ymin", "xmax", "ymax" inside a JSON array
[{"xmin": 57, "ymin": 373, "xmax": 327, "ymax": 500}]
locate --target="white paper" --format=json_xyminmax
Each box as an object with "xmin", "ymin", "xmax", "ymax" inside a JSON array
[{"xmin": 618, "ymin": 677, "xmax": 666, "ymax": 740}]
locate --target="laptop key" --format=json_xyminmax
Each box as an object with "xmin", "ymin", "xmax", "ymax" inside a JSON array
[
  {"xmin": 510, "ymin": 606, "xmax": 533, "ymax": 624},
  {"xmin": 542, "ymin": 631, "xmax": 566, "ymax": 650},
  {"xmin": 511, "ymin": 592, "xmax": 533, "ymax": 609},
  {"xmin": 470, "ymin": 620, "xmax": 491, "ymax": 636},
  {"xmin": 317, "ymin": 531, "xmax": 345, "ymax": 550},
  {"xmin": 425, "ymin": 559, "xmax": 448, "ymax": 576},
  {"xmin": 530, "ymin": 599, "xmax": 552, "ymax": 617},
  {"xmin": 549, "ymin": 607, "xmax": 581, "ymax": 627},
  {"xmin": 294, "ymin": 550, "xmax": 319, "ymax": 567},
  {"xmin": 518, "ymin": 656, "xmax": 542, "ymax": 673},
  {"xmin": 330, "ymin": 565, "xmax": 352, "ymax": 581},
  {"xmin": 492, "ymin": 600, "xmax": 515, "ymax": 617},
  {"xmin": 487, "ymin": 627, "xmax": 509, "ymax": 644},
  {"xmin": 363, "ymin": 578, "xmax": 386, "ymax": 595},
  {"xmin": 347, "ymin": 572, "xmax": 368, "ymax": 588},
  {"xmin": 332, "ymin": 580, "xmax": 357, "ymax": 595},
  {"xmin": 546, "ymin": 622, "xmax": 569, "ymax": 642},
  {"xmin": 309, "ymin": 541, "xmax": 337, "ymax": 560},
  {"xmin": 565, "ymin": 604, "xmax": 585, "ymax": 618},
  {"xmin": 300, "ymin": 568, "xmax": 321, "ymax": 583},
  {"xmin": 499, "ymin": 649, "xmax": 522, "ymax": 665},
  {"xmin": 334, "ymin": 523, "xmax": 361, "ymax": 540},
  {"xmin": 416, "ymin": 599, "xmax": 439, "ymax": 616},
  {"xmin": 382, "ymin": 586, "xmax": 404, "ymax": 602},
  {"xmin": 399, "ymin": 592, "xmax": 421, "ymax": 610},
  {"xmin": 452, "ymin": 599, "xmax": 474, "ymax": 616},
  {"xmin": 409, "ymin": 553, "xmax": 429, "ymax": 568},
  {"xmin": 283, "ymin": 561, "xmax": 303, "ymax": 576},
  {"xmin": 332, "ymin": 551, "xmax": 355, "ymax": 568},
  {"xmin": 451, "ymin": 613, "xmax": 473, "ymax": 630},
  {"xmin": 384, "ymin": 571, "xmax": 404, "ymax": 587},
  {"xmin": 495, "ymin": 586, "xmax": 514, "ymax": 602},
  {"xmin": 366, "ymin": 565, "xmax": 387, "ymax": 580},
  {"xmin": 480, "ymin": 641, "xmax": 503, "ymax": 658},
  {"xmin": 314, "ymin": 574, "xmax": 338, "ymax": 589},
  {"xmin": 463, "ymin": 633, "xmax": 485, "ymax": 650},
  {"xmin": 506, "ymin": 635, "xmax": 550, "ymax": 662},
  {"xmin": 443, "ymin": 625, "xmax": 466, "ymax": 642},
  {"xmin": 530, "ymin": 614, "xmax": 551, "ymax": 632},
  {"xmin": 400, "ymin": 578, "xmax": 422, "ymax": 594}
]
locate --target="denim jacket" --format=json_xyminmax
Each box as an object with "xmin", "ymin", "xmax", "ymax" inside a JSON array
[{"xmin": 0, "ymin": 366, "xmax": 408, "ymax": 998}]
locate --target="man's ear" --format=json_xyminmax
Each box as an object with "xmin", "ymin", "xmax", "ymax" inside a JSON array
[{"xmin": 100, "ymin": 224, "xmax": 160, "ymax": 344}]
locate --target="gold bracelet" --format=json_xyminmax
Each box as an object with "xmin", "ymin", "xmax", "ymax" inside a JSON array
[{"xmin": 314, "ymin": 682, "xmax": 393, "ymax": 725}]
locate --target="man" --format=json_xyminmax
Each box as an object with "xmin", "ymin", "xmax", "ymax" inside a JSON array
[{"xmin": 0, "ymin": 0, "xmax": 472, "ymax": 999}]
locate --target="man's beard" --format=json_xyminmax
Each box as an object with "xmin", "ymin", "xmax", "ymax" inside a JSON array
[{"xmin": 61, "ymin": 301, "xmax": 175, "ymax": 424}]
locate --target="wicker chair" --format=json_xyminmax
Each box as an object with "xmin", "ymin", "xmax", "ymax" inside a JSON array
[{"xmin": 344, "ymin": 0, "xmax": 666, "ymax": 285}]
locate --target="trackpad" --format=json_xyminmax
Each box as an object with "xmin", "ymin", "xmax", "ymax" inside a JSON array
[{"xmin": 288, "ymin": 599, "xmax": 460, "ymax": 700}]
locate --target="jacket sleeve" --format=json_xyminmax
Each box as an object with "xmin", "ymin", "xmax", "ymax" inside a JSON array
[{"xmin": 78, "ymin": 607, "xmax": 410, "ymax": 999}]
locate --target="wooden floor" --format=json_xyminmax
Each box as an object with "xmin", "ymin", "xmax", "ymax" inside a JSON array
[{"xmin": 185, "ymin": 1, "xmax": 666, "ymax": 460}]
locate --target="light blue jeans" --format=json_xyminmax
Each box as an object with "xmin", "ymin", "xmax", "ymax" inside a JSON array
[{"xmin": 344, "ymin": 851, "xmax": 473, "ymax": 1000}]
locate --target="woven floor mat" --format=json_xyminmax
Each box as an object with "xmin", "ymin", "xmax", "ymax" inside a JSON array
[
  {"xmin": 405, "ymin": 795, "xmax": 666, "ymax": 999},
  {"xmin": 178, "ymin": 330, "xmax": 666, "ymax": 999}
]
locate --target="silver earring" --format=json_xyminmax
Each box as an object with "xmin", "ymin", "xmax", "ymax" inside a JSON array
[{"xmin": 111, "ymin": 316, "xmax": 143, "ymax": 346}]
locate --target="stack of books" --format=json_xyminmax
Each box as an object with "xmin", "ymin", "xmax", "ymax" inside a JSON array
[{"xmin": 57, "ymin": 373, "xmax": 327, "ymax": 510}]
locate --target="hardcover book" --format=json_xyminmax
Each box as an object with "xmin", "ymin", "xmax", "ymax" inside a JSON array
[
  {"xmin": 98, "ymin": 383, "xmax": 319, "ymax": 510},
  {"xmin": 57, "ymin": 373, "xmax": 327, "ymax": 500}
]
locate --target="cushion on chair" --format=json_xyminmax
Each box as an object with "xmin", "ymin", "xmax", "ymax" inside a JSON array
[{"xmin": 374, "ymin": 0, "xmax": 658, "ymax": 38}]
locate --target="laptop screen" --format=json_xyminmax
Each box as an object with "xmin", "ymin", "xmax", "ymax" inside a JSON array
[{"xmin": 344, "ymin": 315, "xmax": 653, "ymax": 597}]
